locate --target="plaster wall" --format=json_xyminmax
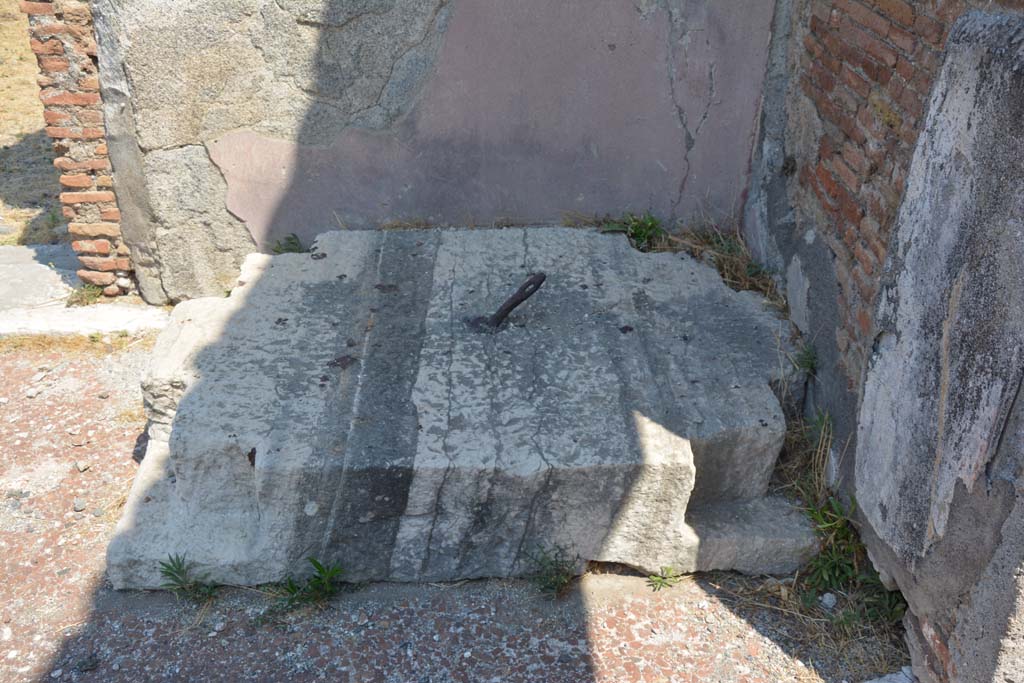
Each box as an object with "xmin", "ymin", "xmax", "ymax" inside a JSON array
[{"xmin": 93, "ymin": 0, "xmax": 777, "ymax": 303}]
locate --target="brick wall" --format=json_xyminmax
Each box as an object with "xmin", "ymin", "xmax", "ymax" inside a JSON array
[
  {"xmin": 793, "ymin": 0, "xmax": 1024, "ymax": 386},
  {"xmin": 19, "ymin": 0, "xmax": 133, "ymax": 297},
  {"xmin": 790, "ymin": 3, "xmax": 1024, "ymax": 681}
]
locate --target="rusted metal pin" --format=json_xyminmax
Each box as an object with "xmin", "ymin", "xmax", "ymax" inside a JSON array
[{"xmin": 470, "ymin": 272, "xmax": 547, "ymax": 331}]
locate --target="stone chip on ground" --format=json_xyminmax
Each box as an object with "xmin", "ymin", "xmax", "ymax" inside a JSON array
[{"xmin": 109, "ymin": 227, "xmax": 815, "ymax": 589}]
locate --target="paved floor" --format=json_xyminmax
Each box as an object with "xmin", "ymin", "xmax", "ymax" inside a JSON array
[
  {"xmin": 0, "ymin": 244, "xmax": 78, "ymax": 310},
  {"xmin": 0, "ymin": 334, "xmax": 909, "ymax": 683},
  {"xmin": 0, "ymin": 245, "xmax": 169, "ymax": 335}
]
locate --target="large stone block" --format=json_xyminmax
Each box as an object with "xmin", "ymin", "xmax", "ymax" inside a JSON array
[{"xmin": 108, "ymin": 228, "xmax": 815, "ymax": 588}]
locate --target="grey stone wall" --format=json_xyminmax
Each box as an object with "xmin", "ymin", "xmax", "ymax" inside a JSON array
[
  {"xmin": 746, "ymin": 5, "xmax": 1024, "ymax": 680},
  {"xmin": 856, "ymin": 14, "xmax": 1024, "ymax": 681},
  {"xmin": 93, "ymin": 0, "xmax": 778, "ymax": 303}
]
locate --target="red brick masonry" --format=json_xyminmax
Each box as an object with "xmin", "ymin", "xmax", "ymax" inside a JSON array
[
  {"xmin": 793, "ymin": 0, "xmax": 1024, "ymax": 385},
  {"xmin": 19, "ymin": 0, "xmax": 133, "ymax": 297}
]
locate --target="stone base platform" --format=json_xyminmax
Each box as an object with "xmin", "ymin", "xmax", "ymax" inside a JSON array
[{"xmin": 108, "ymin": 228, "xmax": 816, "ymax": 588}]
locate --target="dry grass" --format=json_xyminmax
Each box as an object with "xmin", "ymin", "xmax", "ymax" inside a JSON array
[
  {"xmin": 104, "ymin": 480, "xmax": 134, "ymax": 519},
  {"xmin": 563, "ymin": 211, "xmax": 785, "ymax": 309},
  {"xmin": 701, "ymin": 572, "xmax": 909, "ymax": 681},
  {"xmin": 0, "ymin": 0, "xmax": 62, "ymax": 245},
  {"xmin": 775, "ymin": 412, "xmax": 834, "ymax": 506},
  {"xmin": 378, "ymin": 217, "xmax": 539, "ymax": 230},
  {"xmin": 0, "ymin": 331, "xmax": 157, "ymax": 356},
  {"xmin": 0, "ymin": 1, "xmax": 42, "ymax": 137},
  {"xmin": 379, "ymin": 219, "xmax": 435, "ymax": 231},
  {"xmin": 114, "ymin": 402, "xmax": 147, "ymax": 425},
  {"xmin": 665, "ymin": 227, "xmax": 785, "ymax": 309}
]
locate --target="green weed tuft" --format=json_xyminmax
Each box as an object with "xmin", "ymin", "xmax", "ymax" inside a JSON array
[
  {"xmin": 599, "ymin": 212, "xmax": 667, "ymax": 252},
  {"xmin": 277, "ymin": 557, "xmax": 345, "ymax": 609},
  {"xmin": 526, "ymin": 544, "xmax": 579, "ymax": 598},
  {"xmin": 775, "ymin": 413, "xmax": 907, "ymax": 631},
  {"xmin": 66, "ymin": 284, "xmax": 103, "ymax": 307},
  {"xmin": 670, "ymin": 226, "xmax": 783, "ymax": 308},
  {"xmin": 646, "ymin": 566, "xmax": 683, "ymax": 592},
  {"xmin": 801, "ymin": 496, "xmax": 907, "ymax": 628},
  {"xmin": 272, "ymin": 233, "xmax": 305, "ymax": 254},
  {"xmin": 159, "ymin": 554, "xmax": 218, "ymax": 603},
  {"xmin": 794, "ymin": 344, "xmax": 818, "ymax": 375}
]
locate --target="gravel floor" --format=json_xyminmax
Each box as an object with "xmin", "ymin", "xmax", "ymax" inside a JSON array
[{"xmin": 0, "ymin": 335, "xmax": 908, "ymax": 683}]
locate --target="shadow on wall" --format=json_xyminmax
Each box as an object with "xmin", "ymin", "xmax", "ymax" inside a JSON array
[
  {"xmin": 0, "ymin": 129, "xmax": 64, "ymax": 246},
  {"xmin": 206, "ymin": 0, "xmax": 777, "ymax": 249}
]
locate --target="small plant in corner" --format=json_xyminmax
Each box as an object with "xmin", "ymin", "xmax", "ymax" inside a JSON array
[
  {"xmin": 600, "ymin": 212, "xmax": 667, "ymax": 252},
  {"xmin": 159, "ymin": 553, "xmax": 218, "ymax": 603},
  {"xmin": 794, "ymin": 344, "xmax": 818, "ymax": 375},
  {"xmin": 526, "ymin": 544, "xmax": 579, "ymax": 598},
  {"xmin": 272, "ymin": 233, "xmax": 305, "ymax": 254},
  {"xmin": 66, "ymin": 284, "xmax": 103, "ymax": 308},
  {"xmin": 646, "ymin": 566, "xmax": 683, "ymax": 592},
  {"xmin": 800, "ymin": 496, "xmax": 907, "ymax": 629},
  {"xmin": 44, "ymin": 208, "xmax": 61, "ymax": 231}
]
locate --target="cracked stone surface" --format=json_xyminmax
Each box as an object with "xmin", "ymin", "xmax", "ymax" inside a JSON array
[
  {"xmin": 92, "ymin": 0, "xmax": 775, "ymax": 302},
  {"xmin": 107, "ymin": 228, "xmax": 815, "ymax": 589}
]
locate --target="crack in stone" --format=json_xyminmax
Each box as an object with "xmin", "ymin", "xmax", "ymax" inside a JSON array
[
  {"xmin": 985, "ymin": 373, "xmax": 1024, "ymax": 491},
  {"xmin": 360, "ymin": 0, "xmax": 449, "ymax": 118},
  {"xmin": 665, "ymin": 23, "xmax": 692, "ymax": 216},
  {"xmin": 694, "ymin": 62, "xmax": 718, "ymax": 141},
  {"xmin": 665, "ymin": 14, "xmax": 718, "ymax": 217},
  {"xmin": 248, "ymin": 0, "xmax": 447, "ymax": 132}
]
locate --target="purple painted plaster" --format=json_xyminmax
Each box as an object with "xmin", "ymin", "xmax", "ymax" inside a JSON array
[{"xmin": 207, "ymin": 0, "xmax": 775, "ymax": 248}]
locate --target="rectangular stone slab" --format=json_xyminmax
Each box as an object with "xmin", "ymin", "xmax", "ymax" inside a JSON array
[{"xmin": 108, "ymin": 228, "xmax": 813, "ymax": 588}]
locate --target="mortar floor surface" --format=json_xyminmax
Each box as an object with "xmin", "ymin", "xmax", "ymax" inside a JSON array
[{"xmin": 0, "ymin": 335, "xmax": 907, "ymax": 683}]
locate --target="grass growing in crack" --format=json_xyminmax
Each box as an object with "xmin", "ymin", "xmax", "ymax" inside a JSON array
[
  {"xmin": 275, "ymin": 557, "xmax": 345, "ymax": 609},
  {"xmin": 800, "ymin": 496, "xmax": 907, "ymax": 628},
  {"xmin": 526, "ymin": 545, "xmax": 579, "ymax": 598},
  {"xmin": 45, "ymin": 208, "xmax": 61, "ymax": 231},
  {"xmin": 776, "ymin": 411, "xmax": 833, "ymax": 507},
  {"xmin": 646, "ymin": 566, "xmax": 683, "ymax": 592},
  {"xmin": 159, "ymin": 554, "xmax": 218, "ymax": 603},
  {"xmin": 380, "ymin": 218, "xmax": 435, "ymax": 230},
  {"xmin": 272, "ymin": 233, "xmax": 306, "ymax": 254},
  {"xmin": 770, "ymin": 412, "xmax": 907, "ymax": 648},
  {"xmin": 706, "ymin": 477, "xmax": 909, "ymax": 678},
  {"xmin": 66, "ymin": 284, "xmax": 103, "ymax": 307},
  {"xmin": 793, "ymin": 344, "xmax": 818, "ymax": 375}
]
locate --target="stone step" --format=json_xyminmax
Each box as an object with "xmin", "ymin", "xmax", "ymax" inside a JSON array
[{"xmin": 108, "ymin": 227, "xmax": 815, "ymax": 589}]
